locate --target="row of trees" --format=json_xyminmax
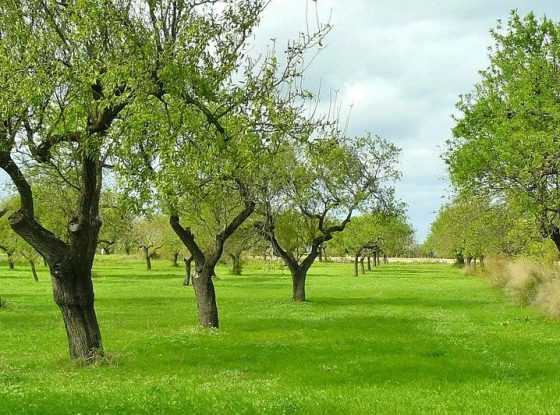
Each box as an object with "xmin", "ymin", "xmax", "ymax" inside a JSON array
[
  {"xmin": 427, "ymin": 11, "xmax": 560, "ymax": 265},
  {"xmin": 0, "ymin": 1, "xmax": 403, "ymax": 362},
  {"xmin": 424, "ymin": 195, "xmax": 557, "ymax": 265},
  {"xmin": 2, "ymin": 192, "xmax": 415, "ymax": 277}
]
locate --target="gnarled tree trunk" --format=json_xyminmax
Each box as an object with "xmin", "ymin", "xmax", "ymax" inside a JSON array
[{"xmin": 52, "ymin": 268, "xmax": 102, "ymax": 360}]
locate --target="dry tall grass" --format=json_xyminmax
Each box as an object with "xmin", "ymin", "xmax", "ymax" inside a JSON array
[{"xmin": 467, "ymin": 257, "xmax": 560, "ymax": 317}]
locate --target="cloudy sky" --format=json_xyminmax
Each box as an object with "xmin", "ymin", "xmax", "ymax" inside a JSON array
[{"xmin": 253, "ymin": 0, "xmax": 560, "ymax": 241}]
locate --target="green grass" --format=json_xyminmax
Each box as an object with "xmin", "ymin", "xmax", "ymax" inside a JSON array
[{"xmin": 2, "ymin": 256, "xmax": 560, "ymax": 414}]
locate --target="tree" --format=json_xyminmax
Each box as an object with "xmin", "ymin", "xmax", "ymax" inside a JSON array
[
  {"xmin": 115, "ymin": 1, "xmax": 329, "ymax": 327},
  {"xmin": 224, "ymin": 220, "xmax": 262, "ymax": 275},
  {"xmin": 262, "ymin": 133, "xmax": 401, "ymax": 301},
  {"xmin": 132, "ymin": 216, "xmax": 168, "ymax": 271},
  {"xmin": 447, "ymin": 11, "xmax": 560, "ymax": 252},
  {"xmin": 332, "ymin": 212, "xmax": 412, "ymax": 276},
  {"xmin": 0, "ymin": 1, "xmax": 153, "ymax": 361},
  {"xmin": 98, "ymin": 191, "xmax": 135, "ymax": 255}
]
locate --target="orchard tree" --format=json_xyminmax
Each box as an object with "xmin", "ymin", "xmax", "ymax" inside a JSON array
[
  {"xmin": 98, "ymin": 191, "xmax": 135, "ymax": 255},
  {"xmin": 262, "ymin": 133, "xmax": 401, "ymax": 301},
  {"xmin": 447, "ymin": 11, "xmax": 560, "ymax": 252},
  {"xmin": 116, "ymin": 1, "xmax": 329, "ymax": 327},
  {"xmin": 224, "ymin": 220, "xmax": 263, "ymax": 275},
  {"xmin": 0, "ymin": 1, "xmax": 154, "ymax": 361},
  {"xmin": 132, "ymin": 216, "xmax": 168, "ymax": 271},
  {"xmin": 331, "ymin": 213, "xmax": 381, "ymax": 277},
  {"xmin": 333, "ymin": 212, "xmax": 411, "ymax": 276}
]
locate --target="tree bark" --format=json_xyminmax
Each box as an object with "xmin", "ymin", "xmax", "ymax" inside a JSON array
[
  {"xmin": 143, "ymin": 246, "xmax": 152, "ymax": 271},
  {"xmin": 183, "ymin": 256, "xmax": 193, "ymax": 286},
  {"xmin": 51, "ymin": 266, "xmax": 103, "ymax": 361},
  {"xmin": 29, "ymin": 259, "xmax": 38, "ymax": 282},
  {"xmin": 292, "ymin": 268, "xmax": 307, "ymax": 302},
  {"xmin": 354, "ymin": 254, "xmax": 360, "ymax": 277},
  {"xmin": 367, "ymin": 256, "xmax": 371, "ymax": 271},
  {"xmin": 172, "ymin": 252, "xmax": 179, "ymax": 267},
  {"xmin": 192, "ymin": 266, "xmax": 219, "ymax": 328},
  {"xmin": 230, "ymin": 253, "xmax": 242, "ymax": 275},
  {"xmin": 8, "ymin": 255, "xmax": 14, "ymax": 270},
  {"xmin": 360, "ymin": 257, "xmax": 365, "ymax": 274}
]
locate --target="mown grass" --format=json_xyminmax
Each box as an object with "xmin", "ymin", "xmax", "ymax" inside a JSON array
[{"xmin": 1, "ymin": 256, "xmax": 560, "ymax": 414}]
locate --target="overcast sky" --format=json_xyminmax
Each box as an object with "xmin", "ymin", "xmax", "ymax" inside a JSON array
[
  {"xmin": 253, "ymin": 0, "xmax": 560, "ymax": 241},
  {"xmin": 2, "ymin": 1, "xmax": 560, "ymax": 242}
]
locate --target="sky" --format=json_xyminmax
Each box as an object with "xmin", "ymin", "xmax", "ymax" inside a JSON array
[
  {"xmin": 2, "ymin": 1, "xmax": 560, "ymax": 242},
  {"xmin": 251, "ymin": 0, "xmax": 560, "ymax": 241}
]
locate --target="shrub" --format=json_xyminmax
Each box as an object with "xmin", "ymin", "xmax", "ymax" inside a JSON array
[{"xmin": 482, "ymin": 256, "xmax": 560, "ymax": 316}]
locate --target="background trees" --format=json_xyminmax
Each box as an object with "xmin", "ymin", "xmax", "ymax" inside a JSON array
[{"xmin": 447, "ymin": 11, "xmax": 560, "ymax": 253}]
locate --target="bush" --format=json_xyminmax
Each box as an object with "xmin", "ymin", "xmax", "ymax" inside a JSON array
[{"xmin": 482, "ymin": 257, "xmax": 560, "ymax": 316}]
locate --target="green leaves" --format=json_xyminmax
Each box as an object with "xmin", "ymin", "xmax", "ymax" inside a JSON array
[{"xmin": 447, "ymin": 11, "xmax": 560, "ymax": 242}]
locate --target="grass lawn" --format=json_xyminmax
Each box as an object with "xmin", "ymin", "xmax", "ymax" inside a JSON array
[{"xmin": 1, "ymin": 256, "xmax": 560, "ymax": 414}]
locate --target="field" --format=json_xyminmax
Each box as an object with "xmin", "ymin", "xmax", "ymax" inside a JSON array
[{"xmin": 2, "ymin": 257, "xmax": 560, "ymax": 414}]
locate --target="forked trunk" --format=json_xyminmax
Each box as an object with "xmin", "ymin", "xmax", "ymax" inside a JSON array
[
  {"xmin": 192, "ymin": 267, "xmax": 219, "ymax": 328},
  {"xmin": 29, "ymin": 259, "xmax": 38, "ymax": 282},
  {"xmin": 292, "ymin": 269, "xmax": 307, "ymax": 302},
  {"xmin": 52, "ymin": 268, "xmax": 103, "ymax": 361}
]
